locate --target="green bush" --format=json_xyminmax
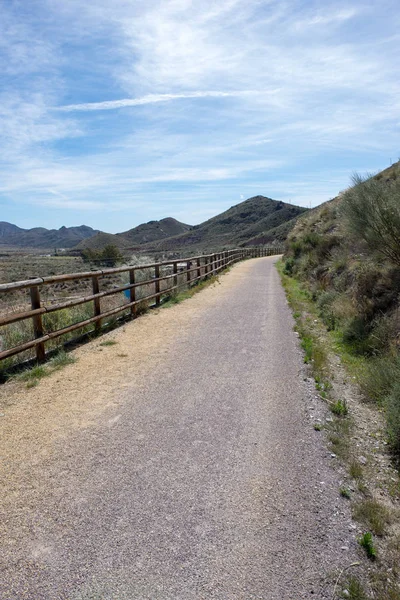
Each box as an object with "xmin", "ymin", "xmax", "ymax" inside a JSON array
[
  {"xmin": 283, "ymin": 257, "xmax": 295, "ymax": 275},
  {"xmin": 342, "ymin": 173, "xmax": 400, "ymax": 267},
  {"xmin": 82, "ymin": 244, "xmax": 123, "ymax": 267},
  {"xmin": 342, "ymin": 317, "xmax": 369, "ymax": 351}
]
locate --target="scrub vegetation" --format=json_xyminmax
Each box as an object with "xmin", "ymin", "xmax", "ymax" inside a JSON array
[
  {"xmin": 279, "ymin": 160, "xmax": 400, "ymax": 600},
  {"xmin": 284, "ymin": 161, "xmax": 400, "ymax": 457}
]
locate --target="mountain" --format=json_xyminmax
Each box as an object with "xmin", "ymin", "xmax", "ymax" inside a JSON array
[
  {"xmin": 1, "ymin": 195, "xmax": 306, "ymax": 252},
  {"xmin": 76, "ymin": 217, "xmax": 192, "ymax": 250},
  {"xmin": 0, "ymin": 222, "xmax": 25, "ymax": 238},
  {"xmin": 146, "ymin": 196, "xmax": 307, "ymax": 251},
  {"xmin": 0, "ymin": 223, "xmax": 99, "ymax": 249}
]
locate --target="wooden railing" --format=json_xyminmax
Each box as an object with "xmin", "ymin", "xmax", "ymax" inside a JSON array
[{"xmin": 0, "ymin": 247, "xmax": 282, "ymax": 365}]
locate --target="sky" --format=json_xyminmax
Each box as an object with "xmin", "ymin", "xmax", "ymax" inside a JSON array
[{"xmin": 0, "ymin": 0, "xmax": 399, "ymax": 233}]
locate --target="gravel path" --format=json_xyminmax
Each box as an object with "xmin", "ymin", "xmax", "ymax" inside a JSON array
[{"xmin": 0, "ymin": 257, "xmax": 359, "ymax": 599}]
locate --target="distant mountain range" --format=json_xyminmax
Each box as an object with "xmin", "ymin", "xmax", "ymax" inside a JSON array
[
  {"xmin": 0, "ymin": 222, "xmax": 99, "ymax": 249},
  {"xmin": 1, "ymin": 195, "xmax": 307, "ymax": 251}
]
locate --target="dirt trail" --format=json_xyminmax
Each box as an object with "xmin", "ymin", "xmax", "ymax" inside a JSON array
[{"xmin": 0, "ymin": 257, "xmax": 359, "ymax": 599}]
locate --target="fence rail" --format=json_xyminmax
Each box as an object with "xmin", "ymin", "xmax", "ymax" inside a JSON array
[{"xmin": 0, "ymin": 247, "xmax": 282, "ymax": 365}]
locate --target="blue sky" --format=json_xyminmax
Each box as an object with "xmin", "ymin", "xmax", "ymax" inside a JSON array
[{"xmin": 1, "ymin": 0, "xmax": 399, "ymax": 233}]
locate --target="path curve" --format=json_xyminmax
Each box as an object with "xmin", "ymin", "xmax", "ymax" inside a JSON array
[{"xmin": 0, "ymin": 257, "xmax": 358, "ymax": 599}]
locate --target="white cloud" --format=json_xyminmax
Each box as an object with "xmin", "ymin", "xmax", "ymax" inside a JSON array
[{"xmin": 1, "ymin": 0, "xmax": 400, "ymax": 229}]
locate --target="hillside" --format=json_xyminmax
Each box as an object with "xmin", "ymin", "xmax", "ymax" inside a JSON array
[
  {"xmin": 148, "ymin": 196, "xmax": 307, "ymax": 251},
  {"xmin": 0, "ymin": 223, "xmax": 99, "ymax": 249},
  {"xmin": 76, "ymin": 231, "xmax": 131, "ymax": 251},
  {"xmin": 283, "ymin": 160, "xmax": 400, "ymax": 454},
  {"xmin": 118, "ymin": 217, "xmax": 192, "ymax": 245}
]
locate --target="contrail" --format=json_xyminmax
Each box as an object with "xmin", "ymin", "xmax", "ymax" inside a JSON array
[{"xmin": 57, "ymin": 90, "xmax": 257, "ymax": 112}]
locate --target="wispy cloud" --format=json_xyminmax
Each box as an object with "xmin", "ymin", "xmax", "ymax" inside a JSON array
[
  {"xmin": 57, "ymin": 90, "xmax": 259, "ymax": 112},
  {"xmin": 0, "ymin": 0, "xmax": 399, "ymax": 231}
]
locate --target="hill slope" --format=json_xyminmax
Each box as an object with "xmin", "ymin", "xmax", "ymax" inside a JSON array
[
  {"xmin": 149, "ymin": 196, "xmax": 307, "ymax": 251},
  {"xmin": 0, "ymin": 223, "xmax": 99, "ymax": 249},
  {"xmin": 283, "ymin": 160, "xmax": 400, "ymax": 452},
  {"xmin": 118, "ymin": 217, "xmax": 192, "ymax": 245}
]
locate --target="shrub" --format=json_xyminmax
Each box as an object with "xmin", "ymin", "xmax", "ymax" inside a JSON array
[
  {"xmin": 82, "ymin": 245, "xmax": 123, "ymax": 267},
  {"xmin": 283, "ymin": 257, "xmax": 295, "ymax": 275},
  {"xmin": 342, "ymin": 173, "xmax": 400, "ymax": 267},
  {"xmin": 317, "ymin": 290, "xmax": 338, "ymax": 330},
  {"xmin": 342, "ymin": 317, "xmax": 370, "ymax": 353}
]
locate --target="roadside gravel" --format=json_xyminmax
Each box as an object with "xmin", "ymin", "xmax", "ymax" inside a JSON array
[{"xmin": 0, "ymin": 257, "xmax": 361, "ymax": 599}]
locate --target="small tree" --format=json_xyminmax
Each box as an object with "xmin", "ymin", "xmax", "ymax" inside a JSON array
[
  {"xmin": 81, "ymin": 248, "xmax": 99, "ymax": 264},
  {"xmin": 342, "ymin": 173, "xmax": 400, "ymax": 266},
  {"xmin": 81, "ymin": 245, "xmax": 123, "ymax": 267},
  {"xmin": 99, "ymin": 244, "xmax": 123, "ymax": 267}
]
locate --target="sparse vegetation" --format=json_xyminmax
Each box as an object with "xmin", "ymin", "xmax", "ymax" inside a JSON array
[
  {"xmin": 16, "ymin": 350, "xmax": 76, "ymax": 387},
  {"xmin": 343, "ymin": 576, "xmax": 368, "ymax": 599},
  {"xmin": 282, "ymin": 162, "xmax": 400, "ymax": 459},
  {"xmin": 279, "ymin": 164, "xmax": 400, "ymax": 598},
  {"xmin": 353, "ymin": 500, "xmax": 391, "ymax": 537},
  {"xmin": 349, "ymin": 460, "xmax": 363, "ymax": 481},
  {"xmin": 99, "ymin": 340, "xmax": 118, "ymax": 347},
  {"xmin": 49, "ymin": 350, "xmax": 76, "ymax": 369}
]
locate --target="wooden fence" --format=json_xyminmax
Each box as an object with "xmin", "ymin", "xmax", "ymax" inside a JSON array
[{"xmin": 0, "ymin": 247, "xmax": 282, "ymax": 365}]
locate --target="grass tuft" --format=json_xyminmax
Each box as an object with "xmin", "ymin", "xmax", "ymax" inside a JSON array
[
  {"xmin": 49, "ymin": 350, "xmax": 76, "ymax": 369},
  {"xmin": 343, "ymin": 576, "xmax": 368, "ymax": 599},
  {"xmin": 340, "ymin": 486, "xmax": 351, "ymax": 499},
  {"xmin": 353, "ymin": 499, "xmax": 392, "ymax": 537},
  {"xmin": 18, "ymin": 364, "xmax": 48, "ymax": 383},
  {"xmin": 330, "ymin": 399, "xmax": 349, "ymax": 417},
  {"xmin": 358, "ymin": 531, "xmax": 377, "ymax": 560},
  {"xmin": 349, "ymin": 460, "xmax": 363, "ymax": 481}
]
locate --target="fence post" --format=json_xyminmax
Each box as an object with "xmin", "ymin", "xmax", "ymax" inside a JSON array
[
  {"xmin": 154, "ymin": 264, "xmax": 161, "ymax": 305},
  {"xmin": 173, "ymin": 261, "xmax": 178, "ymax": 289},
  {"xmin": 92, "ymin": 275, "xmax": 101, "ymax": 332},
  {"xmin": 197, "ymin": 257, "xmax": 201, "ymax": 281},
  {"xmin": 186, "ymin": 260, "xmax": 191, "ymax": 284},
  {"xmin": 30, "ymin": 285, "xmax": 46, "ymax": 362},
  {"xmin": 129, "ymin": 269, "xmax": 136, "ymax": 317}
]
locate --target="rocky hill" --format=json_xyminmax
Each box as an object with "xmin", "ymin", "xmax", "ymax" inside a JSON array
[{"xmin": 147, "ymin": 196, "xmax": 307, "ymax": 252}]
